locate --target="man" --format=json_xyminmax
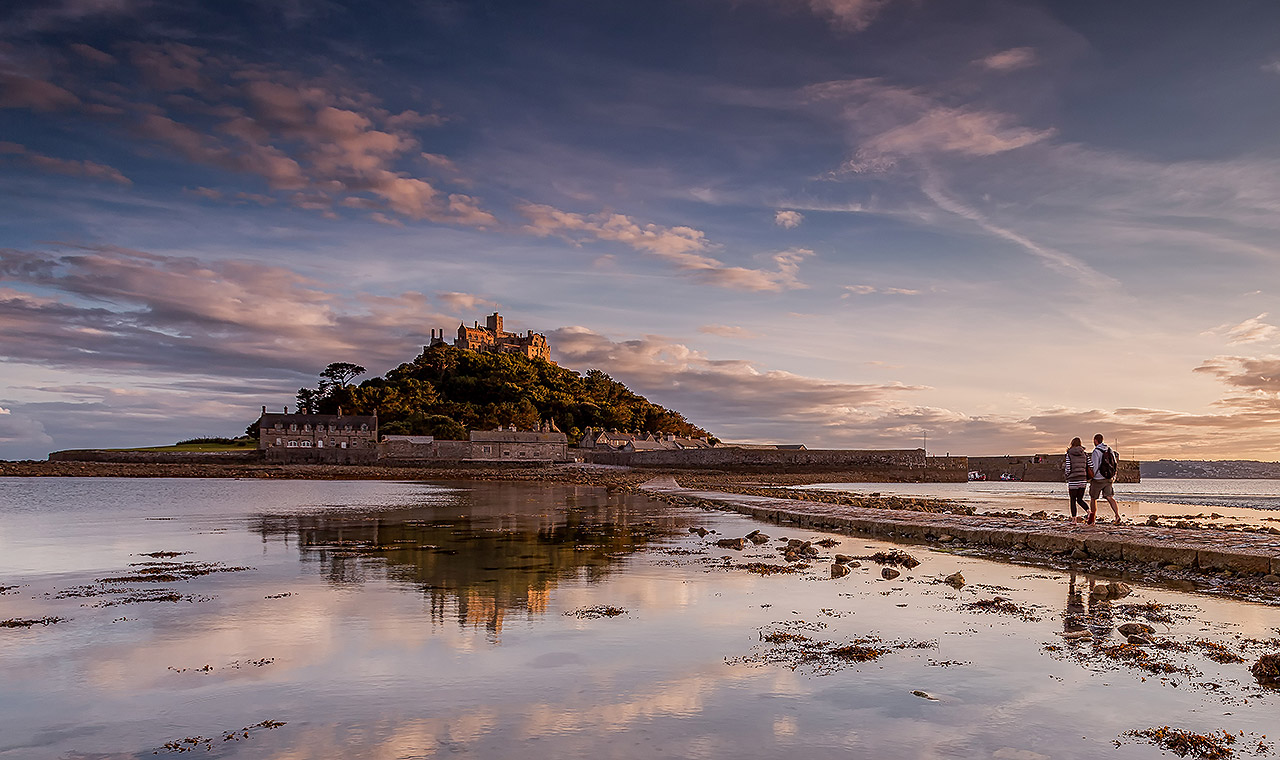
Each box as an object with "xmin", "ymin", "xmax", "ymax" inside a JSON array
[{"xmin": 1087, "ymin": 433, "xmax": 1121, "ymax": 525}]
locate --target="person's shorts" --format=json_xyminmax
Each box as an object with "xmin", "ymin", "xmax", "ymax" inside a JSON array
[{"xmin": 1089, "ymin": 479, "xmax": 1114, "ymax": 498}]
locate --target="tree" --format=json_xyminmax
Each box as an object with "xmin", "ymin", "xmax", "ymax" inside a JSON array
[
  {"xmin": 320, "ymin": 362, "xmax": 367, "ymax": 388},
  {"xmin": 295, "ymin": 387, "xmax": 321, "ymax": 414}
]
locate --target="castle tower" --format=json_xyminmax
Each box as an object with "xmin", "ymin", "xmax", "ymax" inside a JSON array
[{"xmin": 485, "ymin": 312, "xmax": 503, "ymax": 334}]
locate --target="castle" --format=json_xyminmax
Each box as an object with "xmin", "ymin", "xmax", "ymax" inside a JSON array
[{"xmin": 429, "ymin": 312, "xmax": 552, "ymax": 362}]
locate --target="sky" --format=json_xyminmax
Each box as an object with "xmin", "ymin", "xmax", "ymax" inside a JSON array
[{"xmin": 3, "ymin": 0, "xmax": 1280, "ymax": 460}]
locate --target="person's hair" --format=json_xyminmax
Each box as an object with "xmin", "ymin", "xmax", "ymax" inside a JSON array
[
  {"xmin": 1094, "ymin": 433, "xmax": 1104, "ymax": 443},
  {"xmin": 1070, "ymin": 437, "xmax": 1082, "ymax": 447}
]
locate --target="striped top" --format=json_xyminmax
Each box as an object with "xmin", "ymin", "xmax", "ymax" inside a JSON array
[{"xmin": 1064, "ymin": 446, "xmax": 1089, "ymax": 489}]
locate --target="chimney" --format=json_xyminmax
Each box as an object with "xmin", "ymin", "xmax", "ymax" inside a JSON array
[{"xmin": 261, "ymin": 405, "xmax": 266, "ymax": 415}]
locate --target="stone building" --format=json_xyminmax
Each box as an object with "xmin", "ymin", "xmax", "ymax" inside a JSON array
[
  {"xmin": 379, "ymin": 422, "xmax": 569, "ymax": 462},
  {"xmin": 469, "ymin": 422, "xmax": 568, "ymax": 462},
  {"xmin": 578, "ymin": 428, "xmax": 712, "ymax": 451},
  {"xmin": 257, "ymin": 411, "xmax": 378, "ymax": 463},
  {"xmin": 429, "ymin": 312, "xmax": 552, "ymax": 362}
]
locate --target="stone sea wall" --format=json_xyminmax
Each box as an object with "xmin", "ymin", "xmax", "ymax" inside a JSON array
[
  {"xmin": 967, "ymin": 455, "xmax": 1141, "ymax": 483},
  {"xmin": 49, "ymin": 449, "xmax": 265, "ymax": 464}
]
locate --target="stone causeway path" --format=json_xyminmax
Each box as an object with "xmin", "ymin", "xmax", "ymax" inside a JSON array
[{"xmin": 640, "ymin": 478, "xmax": 1280, "ymax": 576}]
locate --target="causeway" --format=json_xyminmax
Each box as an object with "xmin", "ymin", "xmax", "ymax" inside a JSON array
[{"xmin": 640, "ymin": 478, "xmax": 1280, "ymax": 577}]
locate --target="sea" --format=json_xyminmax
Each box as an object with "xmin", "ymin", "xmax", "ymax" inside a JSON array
[{"xmin": 1, "ymin": 476, "xmax": 1277, "ymax": 759}]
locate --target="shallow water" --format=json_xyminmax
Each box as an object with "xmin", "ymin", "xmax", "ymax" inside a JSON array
[{"xmin": 1, "ymin": 478, "xmax": 1278, "ymax": 759}]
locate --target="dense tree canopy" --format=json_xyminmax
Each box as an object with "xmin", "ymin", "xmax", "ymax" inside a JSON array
[{"xmin": 289, "ymin": 345, "xmax": 711, "ymax": 441}]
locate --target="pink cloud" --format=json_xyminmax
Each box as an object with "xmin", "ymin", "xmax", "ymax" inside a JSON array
[
  {"xmin": 520, "ymin": 204, "xmax": 811, "ymax": 291},
  {"xmin": 978, "ymin": 47, "xmax": 1038, "ymax": 72},
  {"xmin": 0, "ymin": 142, "xmax": 131, "ymax": 184},
  {"xmin": 0, "ymin": 71, "xmax": 81, "ymax": 111}
]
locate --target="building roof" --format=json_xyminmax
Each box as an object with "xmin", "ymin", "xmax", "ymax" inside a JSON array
[
  {"xmin": 382, "ymin": 435, "xmax": 434, "ymax": 444},
  {"xmin": 470, "ymin": 430, "xmax": 568, "ymax": 443},
  {"xmin": 258, "ymin": 412, "xmax": 377, "ymax": 427}
]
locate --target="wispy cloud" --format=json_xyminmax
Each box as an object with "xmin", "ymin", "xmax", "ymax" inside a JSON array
[
  {"xmin": 0, "ymin": 141, "xmax": 131, "ymax": 184},
  {"xmin": 978, "ymin": 47, "xmax": 1038, "ymax": 72},
  {"xmin": 698, "ymin": 324, "xmax": 759, "ymax": 338},
  {"xmin": 519, "ymin": 203, "xmax": 814, "ymax": 291},
  {"xmin": 1206, "ymin": 313, "xmax": 1280, "ymax": 345},
  {"xmin": 841, "ymin": 284, "xmax": 920, "ymax": 297}
]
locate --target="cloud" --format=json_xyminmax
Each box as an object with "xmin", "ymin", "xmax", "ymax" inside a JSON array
[
  {"xmin": 698, "ymin": 324, "xmax": 758, "ymax": 338},
  {"xmin": 0, "ymin": 245, "xmax": 457, "ymax": 378},
  {"xmin": 6, "ymin": 0, "xmax": 140, "ymax": 34},
  {"xmin": 1194, "ymin": 355, "xmax": 1280, "ymax": 395},
  {"xmin": 435, "ymin": 292, "xmax": 499, "ymax": 313},
  {"xmin": 1206, "ymin": 313, "xmax": 1280, "ymax": 345},
  {"xmin": 800, "ymin": 0, "xmax": 893, "ymax": 31},
  {"xmin": 841, "ymin": 284, "xmax": 919, "ymax": 297},
  {"xmin": 774, "ymin": 210, "xmax": 804, "ymax": 228},
  {"xmin": 978, "ymin": 47, "xmax": 1038, "ymax": 72},
  {"xmin": 549, "ymin": 326, "xmax": 927, "ymax": 433},
  {"xmin": 519, "ymin": 204, "xmax": 813, "ymax": 291},
  {"xmin": 0, "ymin": 405, "xmax": 54, "ymax": 459},
  {"xmin": 805, "ymin": 79, "xmax": 1056, "ymax": 171},
  {"xmin": 11, "ymin": 42, "xmax": 495, "ymax": 227},
  {"xmin": 1263, "ymin": 60, "xmax": 1280, "ymax": 75},
  {"xmin": 0, "ymin": 70, "xmax": 81, "ymax": 111},
  {"xmin": 0, "ymin": 141, "xmax": 131, "ymax": 184}
]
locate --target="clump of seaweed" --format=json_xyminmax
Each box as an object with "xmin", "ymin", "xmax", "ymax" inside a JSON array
[
  {"xmin": 860, "ymin": 550, "xmax": 921, "ymax": 569},
  {"xmin": 1122, "ymin": 727, "xmax": 1237, "ymax": 759},
  {"xmin": 0, "ymin": 584, "xmax": 18, "ymax": 594},
  {"xmin": 564, "ymin": 605, "xmax": 626, "ymax": 619},
  {"xmin": 960, "ymin": 598, "xmax": 1042, "ymax": 622},
  {"xmin": 1114, "ymin": 600, "xmax": 1194, "ymax": 625},
  {"xmin": 1, "ymin": 616, "xmax": 64, "ymax": 628},
  {"xmin": 738, "ymin": 562, "xmax": 805, "ymax": 576},
  {"xmin": 97, "ymin": 561, "xmax": 251, "ymax": 585},
  {"xmin": 159, "ymin": 720, "xmax": 286, "ymax": 753},
  {"xmin": 1095, "ymin": 642, "xmax": 1182, "ymax": 675},
  {"xmin": 1252, "ymin": 653, "xmax": 1280, "ymax": 685},
  {"xmin": 733, "ymin": 626, "xmax": 934, "ymax": 675},
  {"xmin": 1191, "ymin": 639, "xmax": 1246, "ymax": 664},
  {"xmin": 137, "ymin": 551, "xmax": 191, "ymax": 558}
]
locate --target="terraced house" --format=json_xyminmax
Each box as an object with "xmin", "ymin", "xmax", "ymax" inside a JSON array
[{"xmin": 257, "ymin": 411, "xmax": 379, "ymax": 463}]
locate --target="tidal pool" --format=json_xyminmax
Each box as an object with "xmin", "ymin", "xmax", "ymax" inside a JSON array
[{"xmin": 1, "ymin": 477, "xmax": 1277, "ymax": 759}]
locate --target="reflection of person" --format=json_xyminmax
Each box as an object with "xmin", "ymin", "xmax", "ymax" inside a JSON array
[
  {"xmin": 1087, "ymin": 434, "xmax": 1121, "ymax": 525},
  {"xmin": 1086, "ymin": 577, "xmax": 1115, "ymax": 639},
  {"xmin": 1064, "ymin": 571, "xmax": 1088, "ymax": 636},
  {"xmin": 1064, "ymin": 437, "xmax": 1089, "ymax": 525}
]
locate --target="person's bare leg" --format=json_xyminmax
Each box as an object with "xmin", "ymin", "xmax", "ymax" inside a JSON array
[
  {"xmin": 1108, "ymin": 495, "xmax": 1120, "ymax": 523},
  {"xmin": 1088, "ymin": 495, "xmax": 1098, "ymax": 525}
]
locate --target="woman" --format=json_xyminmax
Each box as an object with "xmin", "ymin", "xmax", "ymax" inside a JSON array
[{"xmin": 1064, "ymin": 437, "xmax": 1089, "ymax": 524}]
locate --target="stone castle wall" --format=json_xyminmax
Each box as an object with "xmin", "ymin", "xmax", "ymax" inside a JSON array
[
  {"xmin": 967, "ymin": 455, "xmax": 1141, "ymax": 483},
  {"xmin": 49, "ymin": 450, "xmax": 264, "ymax": 464}
]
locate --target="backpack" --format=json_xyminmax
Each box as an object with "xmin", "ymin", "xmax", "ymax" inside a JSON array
[{"xmin": 1097, "ymin": 447, "xmax": 1118, "ymax": 479}]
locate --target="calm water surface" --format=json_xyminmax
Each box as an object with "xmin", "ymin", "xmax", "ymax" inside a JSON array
[{"xmin": 1, "ymin": 477, "xmax": 1277, "ymax": 759}]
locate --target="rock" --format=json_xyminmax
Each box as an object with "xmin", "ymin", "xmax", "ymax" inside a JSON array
[
  {"xmin": 831, "ymin": 563, "xmax": 850, "ymax": 578},
  {"xmin": 694, "ymin": 527, "xmax": 709, "ymax": 538},
  {"xmin": 834, "ymin": 554, "xmax": 853, "ymax": 565},
  {"xmin": 848, "ymin": 561, "xmax": 861, "ymax": 569},
  {"xmin": 1251, "ymin": 653, "xmax": 1280, "ymax": 685},
  {"xmin": 1061, "ymin": 629, "xmax": 1092, "ymax": 639},
  {"xmin": 1117, "ymin": 623, "xmax": 1156, "ymax": 637},
  {"xmin": 944, "ymin": 572, "xmax": 965, "ymax": 589},
  {"xmin": 687, "ymin": 527, "xmax": 700, "ymax": 534},
  {"xmin": 1263, "ymin": 575, "xmax": 1280, "ymax": 584},
  {"xmin": 784, "ymin": 552, "xmax": 800, "ymax": 563},
  {"xmin": 937, "ymin": 535, "xmax": 954, "ymax": 543},
  {"xmin": 1164, "ymin": 564, "xmax": 1183, "ymax": 572},
  {"xmin": 1013, "ymin": 543, "xmax": 1029, "ymax": 551},
  {"xmin": 911, "ymin": 690, "xmax": 939, "ymax": 700},
  {"xmin": 745, "ymin": 530, "xmax": 759, "ymax": 538},
  {"xmin": 715, "ymin": 538, "xmax": 745, "ymax": 550},
  {"xmin": 1070, "ymin": 548, "xmax": 1089, "ymax": 560},
  {"xmin": 787, "ymin": 539, "xmax": 805, "ymax": 548},
  {"xmin": 1107, "ymin": 581, "xmax": 1132, "ymax": 598},
  {"xmin": 800, "ymin": 545, "xmax": 820, "ymax": 557},
  {"xmin": 1127, "ymin": 634, "xmax": 1152, "ymax": 646},
  {"xmin": 882, "ymin": 567, "xmax": 901, "ymax": 580},
  {"xmin": 748, "ymin": 533, "xmax": 770, "ymax": 544}
]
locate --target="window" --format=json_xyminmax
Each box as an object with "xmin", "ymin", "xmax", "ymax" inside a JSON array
[
  {"xmin": 274, "ymin": 423, "xmax": 282, "ymax": 429},
  {"xmin": 303, "ymin": 424, "xmax": 311, "ymax": 432},
  {"xmin": 340, "ymin": 441, "xmax": 347, "ymax": 449},
  {"xmin": 289, "ymin": 424, "xmax": 297, "ymax": 431},
  {"xmin": 287, "ymin": 440, "xmax": 298, "ymax": 448},
  {"xmin": 482, "ymin": 445, "xmax": 492, "ymax": 454},
  {"xmin": 275, "ymin": 438, "xmax": 281, "ymax": 446},
  {"xmin": 360, "ymin": 424, "xmax": 368, "ymax": 431},
  {"xmin": 344, "ymin": 425, "xmax": 351, "ymax": 431},
  {"xmin": 317, "ymin": 440, "xmax": 324, "ymax": 448},
  {"xmin": 300, "ymin": 440, "xmax": 312, "ymax": 448},
  {"xmin": 503, "ymin": 450, "xmax": 511, "ymax": 457}
]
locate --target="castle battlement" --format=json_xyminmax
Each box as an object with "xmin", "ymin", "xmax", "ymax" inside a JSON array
[{"xmin": 429, "ymin": 312, "xmax": 552, "ymax": 362}]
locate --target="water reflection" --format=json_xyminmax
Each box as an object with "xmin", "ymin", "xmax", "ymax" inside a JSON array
[{"xmin": 249, "ymin": 482, "xmax": 683, "ymax": 635}]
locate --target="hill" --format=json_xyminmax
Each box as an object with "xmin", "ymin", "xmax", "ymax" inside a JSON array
[{"xmin": 279, "ymin": 344, "xmax": 712, "ymax": 442}]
